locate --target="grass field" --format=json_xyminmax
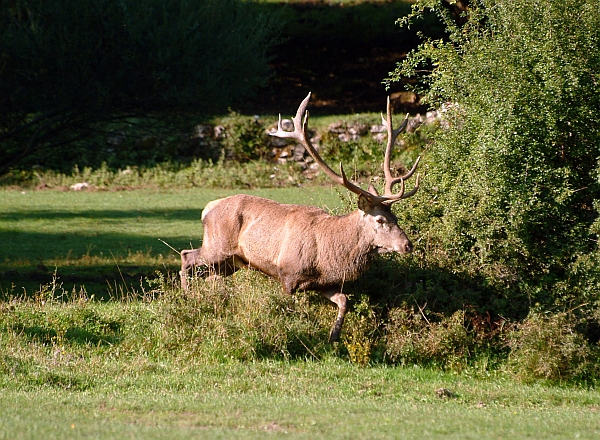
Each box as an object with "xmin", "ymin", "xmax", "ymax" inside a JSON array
[
  {"xmin": 2, "ymin": 187, "xmax": 600, "ymax": 439},
  {"xmin": 2, "ymin": 351, "xmax": 600, "ymax": 439},
  {"xmin": 0, "ymin": 186, "xmax": 346, "ymax": 298},
  {"xmin": 2, "ymin": 371, "xmax": 600, "ymax": 439}
]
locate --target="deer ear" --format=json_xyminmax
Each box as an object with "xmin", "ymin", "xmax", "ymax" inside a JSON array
[
  {"xmin": 357, "ymin": 194, "xmax": 375, "ymax": 213},
  {"xmin": 367, "ymin": 183, "xmax": 380, "ymax": 196}
]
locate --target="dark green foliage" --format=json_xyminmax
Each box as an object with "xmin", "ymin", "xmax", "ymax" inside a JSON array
[
  {"xmin": 388, "ymin": 0, "xmax": 600, "ymax": 322},
  {"xmin": 220, "ymin": 112, "xmax": 271, "ymax": 162},
  {"xmin": 0, "ymin": 0, "xmax": 280, "ymax": 174}
]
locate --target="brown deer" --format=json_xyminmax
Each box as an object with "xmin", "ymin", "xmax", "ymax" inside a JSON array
[{"xmin": 180, "ymin": 93, "xmax": 420, "ymax": 341}]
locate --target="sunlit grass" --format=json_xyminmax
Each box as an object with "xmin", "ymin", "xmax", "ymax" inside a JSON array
[{"xmin": 0, "ymin": 187, "xmax": 345, "ymax": 297}]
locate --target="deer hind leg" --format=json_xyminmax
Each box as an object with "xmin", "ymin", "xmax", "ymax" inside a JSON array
[
  {"xmin": 180, "ymin": 248, "xmax": 247, "ymax": 291},
  {"xmin": 180, "ymin": 248, "xmax": 207, "ymax": 291},
  {"xmin": 320, "ymin": 289, "xmax": 348, "ymax": 343}
]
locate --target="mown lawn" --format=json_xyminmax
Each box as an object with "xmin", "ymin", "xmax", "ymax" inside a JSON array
[{"xmin": 2, "ymin": 356, "xmax": 600, "ymax": 439}]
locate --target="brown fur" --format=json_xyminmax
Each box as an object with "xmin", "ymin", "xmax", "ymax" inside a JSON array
[
  {"xmin": 180, "ymin": 93, "xmax": 418, "ymax": 342},
  {"xmin": 180, "ymin": 193, "xmax": 413, "ymax": 341}
]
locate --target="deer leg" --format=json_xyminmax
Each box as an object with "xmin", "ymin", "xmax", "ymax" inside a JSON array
[
  {"xmin": 181, "ymin": 249, "xmax": 247, "ymax": 291},
  {"xmin": 320, "ymin": 289, "xmax": 348, "ymax": 343},
  {"xmin": 180, "ymin": 248, "xmax": 206, "ymax": 291}
]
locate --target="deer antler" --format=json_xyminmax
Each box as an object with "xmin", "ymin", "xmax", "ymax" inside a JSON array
[
  {"xmin": 381, "ymin": 96, "xmax": 421, "ymax": 203},
  {"xmin": 271, "ymin": 92, "xmax": 419, "ymax": 205}
]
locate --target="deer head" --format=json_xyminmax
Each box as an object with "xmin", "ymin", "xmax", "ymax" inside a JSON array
[{"xmin": 270, "ymin": 91, "xmax": 420, "ymax": 232}]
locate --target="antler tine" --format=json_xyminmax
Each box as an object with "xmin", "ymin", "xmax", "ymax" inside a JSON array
[
  {"xmin": 379, "ymin": 96, "xmax": 420, "ymax": 202},
  {"xmin": 271, "ymin": 93, "xmax": 418, "ymax": 205},
  {"xmin": 384, "ymin": 156, "xmax": 421, "ymax": 195},
  {"xmin": 382, "ymin": 115, "xmax": 408, "ymax": 180},
  {"xmin": 274, "ymin": 92, "xmax": 311, "ymax": 137},
  {"xmin": 382, "ymin": 97, "xmax": 410, "ymax": 195},
  {"xmin": 271, "ymin": 92, "xmax": 378, "ymax": 200},
  {"xmin": 403, "ymin": 174, "xmax": 420, "ymax": 198}
]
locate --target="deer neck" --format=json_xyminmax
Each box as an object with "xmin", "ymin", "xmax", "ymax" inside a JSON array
[{"xmin": 322, "ymin": 210, "xmax": 379, "ymax": 275}]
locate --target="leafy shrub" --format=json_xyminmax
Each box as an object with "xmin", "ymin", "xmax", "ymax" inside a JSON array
[
  {"xmin": 219, "ymin": 112, "xmax": 272, "ymax": 162},
  {"xmin": 342, "ymin": 295, "xmax": 380, "ymax": 366},
  {"xmin": 507, "ymin": 311, "xmax": 600, "ymax": 382},
  {"xmin": 388, "ymin": 0, "xmax": 600, "ymax": 320}
]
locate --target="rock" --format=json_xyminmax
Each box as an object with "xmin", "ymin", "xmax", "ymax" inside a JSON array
[
  {"xmin": 407, "ymin": 114, "xmax": 424, "ymax": 132},
  {"xmin": 269, "ymin": 136, "xmax": 290, "ymax": 148},
  {"xmin": 347, "ymin": 122, "xmax": 368, "ymax": 136},
  {"xmin": 292, "ymin": 144, "xmax": 306, "ymax": 161},
  {"xmin": 338, "ymin": 133, "xmax": 355, "ymax": 142},
  {"xmin": 280, "ymin": 119, "xmax": 294, "ymax": 131},
  {"xmin": 328, "ymin": 121, "xmax": 347, "ymax": 133},
  {"xmin": 370, "ymin": 124, "xmax": 386, "ymax": 134}
]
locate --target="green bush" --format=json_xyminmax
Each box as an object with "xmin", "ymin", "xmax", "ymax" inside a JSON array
[
  {"xmin": 219, "ymin": 112, "xmax": 272, "ymax": 162},
  {"xmin": 0, "ymin": 0, "xmax": 280, "ymax": 174},
  {"xmin": 507, "ymin": 311, "xmax": 600, "ymax": 382},
  {"xmin": 388, "ymin": 0, "xmax": 600, "ymax": 320}
]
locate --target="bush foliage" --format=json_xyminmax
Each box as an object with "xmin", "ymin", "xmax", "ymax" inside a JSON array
[
  {"xmin": 0, "ymin": 0, "xmax": 279, "ymax": 174},
  {"xmin": 388, "ymin": 0, "xmax": 600, "ymax": 320}
]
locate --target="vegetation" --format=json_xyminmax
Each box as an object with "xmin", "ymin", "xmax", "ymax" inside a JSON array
[
  {"xmin": 386, "ymin": 0, "xmax": 600, "ymax": 377},
  {"xmin": 2, "ymin": 0, "xmax": 600, "ymax": 436},
  {"xmin": 0, "ymin": 0, "xmax": 438, "ymax": 178},
  {"xmin": 0, "ymin": 111, "xmax": 426, "ymax": 190},
  {"xmin": 2, "ymin": 273, "xmax": 600, "ymax": 438},
  {"xmin": 0, "ymin": 0, "xmax": 280, "ymax": 175}
]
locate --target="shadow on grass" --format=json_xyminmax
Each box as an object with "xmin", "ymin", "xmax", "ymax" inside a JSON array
[
  {"xmin": 0, "ymin": 207, "xmax": 203, "ymax": 222},
  {"xmin": 12, "ymin": 325, "xmax": 123, "ymax": 347},
  {"xmin": 0, "ymin": 207, "xmax": 203, "ymax": 299},
  {"xmin": 0, "ymin": 262, "xmax": 168, "ymax": 301}
]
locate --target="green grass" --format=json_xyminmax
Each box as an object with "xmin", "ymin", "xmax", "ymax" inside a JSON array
[
  {"xmin": 1, "ymin": 295, "xmax": 600, "ymax": 438},
  {"xmin": 2, "ymin": 348, "xmax": 600, "ymax": 438},
  {"xmin": 0, "ymin": 187, "xmax": 345, "ymax": 298},
  {"xmin": 1, "ymin": 186, "xmax": 600, "ymax": 438}
]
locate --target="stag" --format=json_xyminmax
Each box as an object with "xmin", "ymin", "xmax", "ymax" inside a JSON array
[{"xmin": 180, "ymin": 93, "xmax": 420, "ymax": 341}]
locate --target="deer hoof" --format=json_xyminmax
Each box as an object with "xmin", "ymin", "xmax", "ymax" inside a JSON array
[{"xmin": 328, "ymin": 324, "xmax": 342, "ymax": 343}]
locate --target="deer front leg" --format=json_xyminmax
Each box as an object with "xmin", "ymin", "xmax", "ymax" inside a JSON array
[{"xmin": 320, "ymin": 289, "xmax": 348, "ymax": 342}]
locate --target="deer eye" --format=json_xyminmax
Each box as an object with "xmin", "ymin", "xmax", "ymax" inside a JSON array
[{"xmin": 375, "ymin": 216, "xmax": 386, "ymax": 224}]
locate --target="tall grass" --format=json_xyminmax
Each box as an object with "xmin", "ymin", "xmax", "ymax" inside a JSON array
[{"xmin": 3, "ymin": 258, "xmax": 599, "ymax": 384}]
